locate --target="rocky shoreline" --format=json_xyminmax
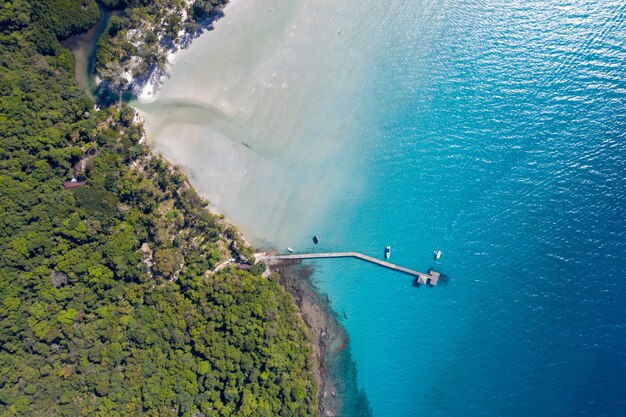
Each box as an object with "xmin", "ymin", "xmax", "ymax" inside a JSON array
[{"xmin": 267, "ymin": 259, "xmax": 348, "ymax": 417}]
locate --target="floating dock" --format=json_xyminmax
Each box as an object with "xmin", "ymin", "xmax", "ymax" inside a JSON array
[{"xmin": 255, "ymin": 252, "xmax": 441, "ymax": 285}]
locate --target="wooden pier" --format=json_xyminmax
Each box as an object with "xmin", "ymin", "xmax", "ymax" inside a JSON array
[{"xmin": 255, "ymin": 252, "xmax": 440, "ymax": 285}]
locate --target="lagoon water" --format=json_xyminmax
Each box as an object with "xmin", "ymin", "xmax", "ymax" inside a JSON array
[{"xmin": 136, "ymin": 0, "xmax": 626, "ymax": 416}]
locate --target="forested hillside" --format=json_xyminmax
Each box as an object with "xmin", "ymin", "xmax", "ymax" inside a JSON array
[{"xmin": 0, "ymin": 1, "xmax": 318, "ymax": 416}]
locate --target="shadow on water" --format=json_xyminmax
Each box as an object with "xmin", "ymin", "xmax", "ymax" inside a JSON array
[
  {"xmin": 437, "ymin": 273, "xmax": 450, "ymax": 286},
  {"xmin": 178, "ymin": 11, "xmax": 225, "ymax": 50},
  {"xmin": 412, "ymin": 270, "xmax": 449, "ymax": 287}
]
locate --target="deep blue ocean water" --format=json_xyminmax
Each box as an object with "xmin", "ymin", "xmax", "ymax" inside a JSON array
[{"xmin": 302, "ymin": 1, "xmax": 626, "ymax": 416}]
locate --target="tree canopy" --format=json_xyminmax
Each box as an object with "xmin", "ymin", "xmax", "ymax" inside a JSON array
[{"xmin": 0, "ymin": 1, "xmax": 318, "ymax": 415}]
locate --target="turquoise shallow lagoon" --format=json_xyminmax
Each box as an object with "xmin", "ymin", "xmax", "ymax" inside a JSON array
[{"xmin": 137, "ymin": 1, "xmax": 626, "ymax": 416}]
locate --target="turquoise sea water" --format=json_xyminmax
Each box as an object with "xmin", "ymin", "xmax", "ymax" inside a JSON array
[
  {"xmin": 137, "ymin": 1, "xmax": 626, "ymax": 416},
  {"xmin": 302, "ymin": 1, "xmax": 626, "ymax": 416}
]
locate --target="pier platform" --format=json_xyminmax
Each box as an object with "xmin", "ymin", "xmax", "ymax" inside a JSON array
[{"xmin": 255, "ymin": 252, "xmax": 440, "ymax": 285}]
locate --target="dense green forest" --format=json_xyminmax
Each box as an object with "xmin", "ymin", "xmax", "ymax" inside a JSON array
[
  {"xmin": 96, "ymin": 0, "xmax": 228, "ymax": 99},
  {"xmin": 0, "ymin": 1, "xmax": 318, "ymax": 416}
]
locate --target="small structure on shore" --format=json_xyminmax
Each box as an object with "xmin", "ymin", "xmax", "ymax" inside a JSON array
[
  {"xmin": 63, "ymin": 179, "xmax": 85, "ymax": 190},
  {"xmin": 417, "ymin": 270, "xmax": 440, "ymax": 286},
  {"xmin": 235, "ymin": 263, "xmax": 251, "ymax": 271}
]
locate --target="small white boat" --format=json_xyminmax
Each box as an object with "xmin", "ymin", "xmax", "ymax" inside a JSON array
[
  {"xmin": 286, "ymin": 247, "xmax": 294, "ymax": 253},
  {"xmin": 385, "ymin": 245, "xmax": 391, "ymax": 259},
  {"xmin": 434, "ymin": 250, "xmax": 442, "ymax": 260}
]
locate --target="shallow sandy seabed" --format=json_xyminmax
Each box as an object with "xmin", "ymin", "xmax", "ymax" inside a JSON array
[{"xmin": 134, "ymin": 0, "xmax": 386, "ymax": 248}]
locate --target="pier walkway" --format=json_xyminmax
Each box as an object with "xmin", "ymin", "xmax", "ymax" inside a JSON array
[{"xmin": 255, "ymin": 252, "xmax": 440, "ymax": 285}]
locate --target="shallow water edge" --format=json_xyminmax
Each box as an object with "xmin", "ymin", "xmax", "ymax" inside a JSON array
[{"xmin": 270, "ymin": 260, "xmax": 373, "ymax": 417}]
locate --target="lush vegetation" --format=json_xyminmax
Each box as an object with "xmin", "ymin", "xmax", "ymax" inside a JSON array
[
  {"xmin": 95, "ymin": 0, "xmax": 228, "ymax": 98},
  {"xmin": 0, "ymin": 1, "xmax": 318, "ymax": 416}
]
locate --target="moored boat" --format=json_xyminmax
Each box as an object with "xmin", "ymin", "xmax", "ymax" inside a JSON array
[{"xmin": 385, "ymin": 245, "xmax": 391, "ymax": 259}]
